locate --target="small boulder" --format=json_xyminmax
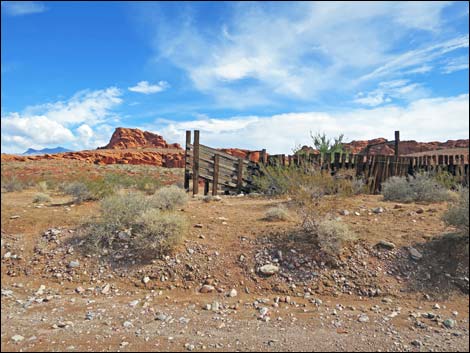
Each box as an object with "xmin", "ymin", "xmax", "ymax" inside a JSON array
[{"xmin": 259, "ymin": 264, "xmax": 279, "ymax": 276}]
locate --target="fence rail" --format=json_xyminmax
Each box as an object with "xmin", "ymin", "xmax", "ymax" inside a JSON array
[{"xmin": 184, "ymin": 130, "xmax": 469, "ymax": 195}]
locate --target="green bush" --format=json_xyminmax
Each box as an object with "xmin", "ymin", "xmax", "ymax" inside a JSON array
[
  {"xmin": 443, "ymin": 188, "xmax": 469, "ymax": 237},
  {"xmin": 264, "ymin": 205, "xmax": 290, "ymax": 221},
  {"xmin": 33, "ymin": 193, "xmax": 52, "ymax": 203},
  {"xmin": 151, "ymin": 185, "xmax": 188, "ymax": 210},
  {"xmin": 382, "ymin": 173, "xmax": 452, "ymax": 203}
]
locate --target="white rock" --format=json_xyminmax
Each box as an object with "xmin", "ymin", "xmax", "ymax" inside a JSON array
[
  {"xmin": 12, "ymin": 335, "xmax": 24, "ymax": 343},
  {"xmin": 229, "ymin": 289, "xmax": 238, "ymax": 298},
  {"xmin": 259, "ymin": 264, "xmax": 279, "ymax": 276}
]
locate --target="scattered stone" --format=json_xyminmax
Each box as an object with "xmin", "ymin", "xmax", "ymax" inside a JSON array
[
  {"xmin": 354, "ymin": 212, "xmax": 361, "ymax": 216},
  {"xmin": 259, "ymin": 264, "xmax": 279, "ymax": 276},
  {"xmin": 67, "ymin": 260, "xmax": 80, "ymax": 268},
  {"xmin": 433, "ymin": 303, "xmax": 440, "ymax": 310},
  {"xmin": 411, "ymin": 340, "xmax": 422, "ymax": 347},
  {"xmin": 228, "ymin": 289, "xmax": 238, "ymax": 298},
  {"xmin": 200, "ymin": 285, "xmax": 215, "ymax": 293},
  {"xmin": 416, "ymin": 208, "xmax": 425, "ymax": 214},
  {"xmin": 194, "ymin": 224, "xmax": 203, "ymax": 228},
  {"xmin": 358, "ymin": 314, "xmax": 369, "ymax": 323},
  {"xmin": 408, "ymin": 247, "xmax": 423, "ymax": 261},
  {"xmin": 123, "ymin": 321, "xmax": 133, "ymax": 328},
  {"xmin": 10, "ymin": 215, "xmax": 20, "ymax": 219},
  {"xmin": 142, "ymin": 276, "xmax": 150, "ymax": 284},
  {"xmin": 372, "ymin": 207, "xmax": 384, "ymax": 214},
  {"xmin": 129, "ymin": 300, "xmax": 139, "ymax": 308},
  {"xmin": 3, "ymin": 252, "xmax": 12, "ymax": 259},
  {"xmin": 185, "ymin": 343, "xmax": 195, "ymax": 351},
  {"xmin": 156, "ymin": 313, "xmax": 168, "ymax": 321},
  {"xmin": 443, "ymin": 319, "xmax": 456, "ymax": 329},
  {"xmin": 35, "ymin": 285, "xmax": 46, "ymax": 296},
  {"xmin": 11, "ymin": 335, "xmax": 24, "ymax": 343},
  {"xmin": 339, "ymin": 210, "xmax": 350, "ymax": 216},
  {"xmin": 377, "ymin": 240, "xmax": 396, "ymax": 250},
  {"xmin": 101, "ymin": 284, "xmax": 110, "ymax": 295}
]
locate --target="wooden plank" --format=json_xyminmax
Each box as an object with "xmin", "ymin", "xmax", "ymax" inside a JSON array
[
  {"xmin": 192, "ymin": 130, "xmax": 200, "ymax": 195},
  {"xmin": 260, "ymin": 149, "xmax": 267, "ymax": 165},
  {"xmin": 394, "ymin": 130, "xmax": 400, "ymax": 158},
  {"xmin": 204, "ymin": 179, "xmax": 210, "ymax": 195},
  {"xmin": 212, "ymin": 155, "xmax": 219, "ymax": 196},
  {"xmin": 184, "ymin": 130, "xmax": 191, "ymax": 190}
]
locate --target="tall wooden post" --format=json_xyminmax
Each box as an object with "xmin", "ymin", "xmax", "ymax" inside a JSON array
[
  {"xmin": 260, "ymin": 149, "xmax": 267, "ymax": 165},
  {"xmin": 184, "ymin": 130, "xmax": 191, "ymax": 190},
  {"xmin": 212, "ymin": 155, "xmax": 219, "ymax": 196},
  {"xmin": 192, "ymin": 130, "xmax": 200, "ymax": 195},
  {"xmin": 394, "ymin": 130, "xmax": 400, "ymax": 159}
]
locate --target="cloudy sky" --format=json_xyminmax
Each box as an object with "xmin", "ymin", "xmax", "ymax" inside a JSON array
[{"xmin": 1, "ymin": 1, "xmax": 469, "ymax": 154}]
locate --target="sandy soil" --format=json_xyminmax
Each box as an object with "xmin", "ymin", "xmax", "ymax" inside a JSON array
[{"xmin": 1, "ymin": 175, "xmax": 469, "ymax": 351}]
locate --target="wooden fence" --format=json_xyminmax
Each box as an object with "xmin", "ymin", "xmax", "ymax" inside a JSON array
[
  {"xmin": 184, "ymin": 130, "xmax": 469, "ymax": 195},
  {"xmin": 184, "ymin": 130, "xmax": 259, "ymax": 195}
]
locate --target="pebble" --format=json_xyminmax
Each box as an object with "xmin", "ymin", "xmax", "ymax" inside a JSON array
[
  {"xmin": 11, "ymin": 335, "xmax": 24, "ymax": 343},
  {"xmin": 408, "ymin": 247, "xmax": 423, "ymax": 261},
  {"xmin": 372, "ymin": 207, "xmax": 384, "ymax": 214},
  {"xmin": 123, "ymin": 321, "xmax": 133, "ymax": 328},
  {"xmin": 200, "ymin": 285, "xmax": 215, "ymax": 293},
  {"xmin": 142, "ymin": 276, "xmax": 150, "ymax": 284},
  {"xmin": 229, "ymin": 289, "xmax": 238, "ymax": 298},
  {"xmin": 443, "ymin": 318, "xmax": 456, "ymax": 329},
  {"xmin": 10, "ymin": 215, "xmax": 20, "ymax": 219},
  {"xmin": 411, "ymin": 340, "xmax": 422, "ymax": 347},
  {"xmin": 358, "ymin": 314, "xmax": 369, "ymax": 323},
  {"xmin": 259, "ymin": 264, "xmax": 279, "ymax": 276},
  {"xmin": 67, "ymin": 260, "xmax": 80, "ymax": 268},
  {"xmin": 377, "ymin": 240, "xmax": 396, "ymax": 250},
  {"xmin": 339, "ymin": 210, "xmax": 350, "ymax": 216},
  {"xmin": 194, "ymin": 224, "xmax": 203, "ymax": 228}
]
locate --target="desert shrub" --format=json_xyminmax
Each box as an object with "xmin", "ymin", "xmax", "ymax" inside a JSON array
[
  {"xmin": 443, "ymin": 188, "xmax": 469, "ymax": 237},
  {"xmin": 315, "ymin": 219, "xmax": 355, "ymax": 256},
  {"xmin": 264, "ymin": 205, "xmax": 290, "ymax": 221},
  {"xmin": 85, "ymin": 179, "xmax": 116, "ymax": 200},
  {"xmin": 151, "ymin": 185, "xmax": 188, "ymax": 210},
  {"xmin": 62, "ymin": 182, "xmax": 93, "ymax": 203},
  {"xmin": 253, "ymin": 165, "xmax": 355, "ymax": 197},
  {"xmin": 134, "ymin": 175, "xmax": 161, "ymax": 195},
  {"xmin": 99, "ymin": 191, "xmax": 151, "ymax": 228},
  {"xmin": 382, "ymin": 173, "xmax": 451, "ymax": 203},
  {"xmin": 433, "ymin": 170, "xmax": 460, "ymax": 190},
  {"xmin": 351, "ymin": 177, "xmax": 367, "ymax": 195},
  {"xmin": 33, "ymin": 193, "xmax": 52, "ymax": 203},
  {"xmin": 80, "ymin": 191, "xmax": 187, "ymax": 259},
  {"xmin": 2, "ymin": 176, "xmax": 25, "ymax": 192},
  {"xmin": 37, "ymin": 181, "xmax": 48, "ymax": 193},
  {"xmin": 133, "ymin": 209, "xmax": 187, "ymax": 254}
]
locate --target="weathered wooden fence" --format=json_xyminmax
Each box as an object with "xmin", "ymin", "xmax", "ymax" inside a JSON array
[
  {"xmin": 184, "ymin": 130, "xmax": 259, "ymax": 195},
  {"xmin": 266, "ymin": 152, "xmax": 469, "ymax": 193},
  {"xmin": 185, "ymin": 130, "xmax": 469, "ymax": 195}
]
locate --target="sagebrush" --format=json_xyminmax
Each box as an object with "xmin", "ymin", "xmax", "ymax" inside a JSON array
[
  {"xmin": 151, "ymin": 185, "xmax": 188, "ymax": 210},
  {"xmin": 264, "ymin": 205, "xmax": 290, "ymax": 221},
  {"xmin": 382, "ymin": 173, "xmax": 452, "ymax": 203},
  {"xmin": 443, "ymin": 187, "xmax": 469, "ymax": 237},
  {"xmin": 33, "ymin": 193, "xmax": 52, "ymax": 203}
]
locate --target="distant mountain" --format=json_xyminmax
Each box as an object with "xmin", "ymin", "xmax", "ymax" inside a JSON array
[{"xmin": 22, "ymin": 147, "xmax": 72, "ymax": 155}]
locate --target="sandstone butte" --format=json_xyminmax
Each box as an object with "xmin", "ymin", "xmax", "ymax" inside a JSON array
[{"xmin": 1, "ymin": 127, "xmax": 468, "ymax": 167}]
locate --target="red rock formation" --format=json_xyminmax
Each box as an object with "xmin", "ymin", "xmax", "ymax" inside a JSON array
[
  {"xmin": 101, "ymin": 127, "xmax": 182, "ymax": 150},
  {"xmin": 218, "ymin": 148, "xmax": 266, "ymax": 162}
]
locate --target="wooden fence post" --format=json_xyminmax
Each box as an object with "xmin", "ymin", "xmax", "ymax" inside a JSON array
[
  {"xmin": 260, "ymin": 149, "xmax": 267, "ymax": 165},
  {"xmin": 394, "ymin": 130, "xmax": 400, "ymax": 159},
  {"xmin": 212, "ymin": 155, "xmax": 219, "ymax": 196},
  {"xmin": 184, "ymin": 130, "xmax": 191, "ymax": 190},
  {"xmin": 192, "ymin": 130, "xmax": 200, "ymax": 195}
]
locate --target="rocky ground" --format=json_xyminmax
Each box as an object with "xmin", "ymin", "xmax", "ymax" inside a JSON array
[{"xmin": 1, "ymin": 186, "xmax": 469, "ymax": 352}]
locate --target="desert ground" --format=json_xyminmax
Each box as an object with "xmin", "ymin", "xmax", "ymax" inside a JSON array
[{"xmin": 1, "ymin": 159, "xmax": 469, "ymax": 352}]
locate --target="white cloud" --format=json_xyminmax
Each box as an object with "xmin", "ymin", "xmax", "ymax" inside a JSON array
[
  {"xmin": 354, "ymin": 80, "xmax": 429, "ymax": 106},
  {"xmin": 1, "ymin": 87, "xmax": 123, "ymax": 153},
  {"xmin": 128, "ymin": 81, "xmax": 169, "ymax": 94},
  {"xmin": 1, "ymin": 1, "xmax": 46, "ymax": 16},
  {"xmin": 442, "ymin": 56, "xmax": 469, "ymax": 74},
  {"xmin": 142, "ymin": 1, "xmax": 462, "ymax": 106},
  {"xmin": 155, "ymin": 94, "xmax": 469, "ymax": 154}
]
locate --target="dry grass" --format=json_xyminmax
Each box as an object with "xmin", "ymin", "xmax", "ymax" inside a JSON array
[
  {"xmin": 32, "ymin": 193, "xmax": 52, "ymax": 203},
  {"xmin": 264, "ymin": 205, "xmax": 290, "ymax": 221}
]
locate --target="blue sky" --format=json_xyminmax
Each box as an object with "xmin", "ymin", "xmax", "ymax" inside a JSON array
[{"xmin": 1, "ymin": 1, "xmax": 469, "ymax": 154}]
